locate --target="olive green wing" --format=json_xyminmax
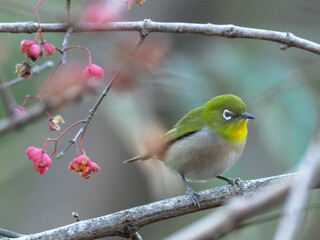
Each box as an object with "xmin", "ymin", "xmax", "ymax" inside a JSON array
[
  {"xmin": 124, "ymin": 106, "xmax": 206, "ymax": 163},
  {"xmin": 165, "ymin": 106, "xmax": 206, "ymax": 141}
]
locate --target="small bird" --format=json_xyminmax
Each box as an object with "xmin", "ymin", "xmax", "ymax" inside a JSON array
[{"xmin": 125, "ymin": 94, "xmax": 255, "ymax": 207}]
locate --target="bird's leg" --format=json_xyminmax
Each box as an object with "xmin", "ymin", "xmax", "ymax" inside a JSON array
[
  {"xmin": 181, "ymin": 174, "xmax": 201, "ymax": 208},
  {"xmin": 217, "ymin": 175, "xmax": 242, "ymax": 186}
]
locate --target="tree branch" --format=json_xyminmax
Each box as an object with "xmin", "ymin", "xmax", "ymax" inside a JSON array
[
  {"xmin": 0, "ymin": 70, "xmax": 17, "ymax": 116},
  {"xmin": 273, "ymin": 133, "xmax": 320, "ymax": 240},
  {"xmin": 0, "ymin": 101, "xmax": 49, "ymax": 136},
  {"xmin": 56, "ymin": 32, "xmax": 147, "ymax": 158},
  {"xmin": 164, "ymin": 176, "xmax": 320, "ymax": 240},
  {"xmin": 0, "ymin": 84, "xmax": 91, "ymax": 136},
  {"xmin": 9, "ymin": 173, "xmax": 318, "ymax": 240},
  {"xmin": 0, "ymin": 20, "xmax": 320, "ymax": 55},
  {"xmin": 165, "ymin": 132, "xmax": 320, "ymax": 240},
  {"xmin": 1, "ymin": 61, "xmax": 54, "ymax": 88},
  {"xmin": 164, "ymin": 182, "xmax": 290, "ymax": 240}
]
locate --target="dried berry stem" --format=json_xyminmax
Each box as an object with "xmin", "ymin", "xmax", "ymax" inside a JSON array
[
  {"xmin": 65, "ymin": 45, "xmax": 92, "ymax": 65},
  {"xmin": 33, "ymin": 0, "xmax": 45, "ymax": 41},
  {"xmin": 80, "ymin": 126, "xmax": 87, "ymax": 153},
  {"xmin": 37, "ymin": 59, "xmax": 62, "ymax": 97},
  {"xmin": 56, "ymin": 33, "xmax": 147, "ymax": 158},
  {"xmin": 20, "ymin": 95, "xmax": 39, "ymax": 108},
  {"xmin": 42, "ymin": 120, "xmax": 85, "ymax": 156}
]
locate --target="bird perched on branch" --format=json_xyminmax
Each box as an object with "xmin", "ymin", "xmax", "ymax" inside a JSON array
[{"xmin": 125, "ymin": 94, "xmax": 255, "ymax": 207}]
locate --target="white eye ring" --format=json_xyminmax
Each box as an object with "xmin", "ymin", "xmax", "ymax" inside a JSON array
[{"xmin": 223, "ymin": 109, "xmax": 232, "ymax": 120}]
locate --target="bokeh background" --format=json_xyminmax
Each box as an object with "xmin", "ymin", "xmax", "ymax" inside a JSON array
[{"xmin": 1, "ymin": 0, "xmax": 320, "ymax": 239}]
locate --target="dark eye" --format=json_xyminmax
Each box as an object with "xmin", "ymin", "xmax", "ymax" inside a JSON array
[{"xmin": 223, "ymin": 109, "xmax": 232, "ymax": 120}]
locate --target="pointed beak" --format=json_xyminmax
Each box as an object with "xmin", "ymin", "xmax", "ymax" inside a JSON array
[{"xmin": 240, "ymin": 112, "xmax": 256, "ymax": 119}]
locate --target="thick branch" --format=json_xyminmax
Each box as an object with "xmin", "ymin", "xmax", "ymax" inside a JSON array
[
  {"xmin": 165, "ymin": 182, "xmax": 290, "ymax": 240},
  {"xmin": 273, "ymin": 133, "xmax": 320, "ymax": 240},
  {"xmin": 0, "ymin": 84, "xmax": 91, "ymax": 136},
  {"xmin": 165, "ymin": 132, "xmax": 320, "ymax": 240},
  {"xmin": 10, "ymin": 173, "xmax": 314, "ymax": 240},
  {"xmin": 0, "ymin": 21, "xmax": 320, "ymax": 55},
  {"xmin": 164, "ymin": 175, "xmax": 320, "ymax": 240},
  {"xmin": 0, "ymin": 102, "xmax": 48, "ymax": 136}
]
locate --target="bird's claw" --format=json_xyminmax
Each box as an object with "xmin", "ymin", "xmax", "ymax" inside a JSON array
[
  {"xmin": 228, "ymin": 177, "xmax": 242, "ymax": 186},
  {"xmin": 217, "ymin": 176, "xmax": 242, "ymax": 186},
  {"xmin": 181, "ymin": 174, "xmax": 201, "ymax": 208},
  {"xmin": 185, "ymin": 187, "xmax": 201, "ymax": 208}
]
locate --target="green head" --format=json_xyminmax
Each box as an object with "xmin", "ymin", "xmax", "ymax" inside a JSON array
[{"xmin": 204, "ymin": 94, "xmax": 255, "ymax": 141}]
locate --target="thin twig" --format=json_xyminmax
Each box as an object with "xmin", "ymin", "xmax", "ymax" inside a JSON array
[
  {"xmin": 1, "ymin": 21, "xmax": 320, "ymax": 55},
  {"xmin": 273, "ymin": 133, "xmax": 320, "ymax": 240},
  {"xmin": 61, "ymin": 27, "xmax": 73, "ymax": 64},
  {"xmin": 10, "ymin": 173, "xmax": 311, "ymax": 240},
  {"xmin": 0, "ymin": 102, "xmax": 46, "ymax": 137},
  {"xmin": 0, "ymin": 69, "xmax": 17, "ymax": 116},
  {"xmin": 0, "ymin": 84, "xmax": 90, "ymax": 136},
  {"xmin": 1, "ymin": 61, "xmax": 54, "ymax": 88},
  {"xmin": 56, "ymin": 32, "xmax": 148, "ymax": 158},
  {"xmin": 61, "ymin": 0, "xmax": 73, "ymax": 64},
  {"xmin": 66, "ymin": 0, "xmax": 71, "ymax": 24},
  {"xmin": 239, "ymin": 201, "xmax": 320, "ymax": 229}
]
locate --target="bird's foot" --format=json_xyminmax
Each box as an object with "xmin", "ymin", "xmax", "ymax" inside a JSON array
[
  {"xmin": 185, "ymin": 187, "xmax": 201, "ymax": 208},
  {"xmin": 217, "ymin": 176, "xmax": 242, "ymax": 186},
  {"xmin": 181, "ymin": 174, "xmax": 201, "ymax": 208}
]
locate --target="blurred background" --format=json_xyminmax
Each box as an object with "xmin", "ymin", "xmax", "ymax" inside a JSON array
[{"xmin": 0, "ymin": 0, "xmax": 320, "ymax": 239}]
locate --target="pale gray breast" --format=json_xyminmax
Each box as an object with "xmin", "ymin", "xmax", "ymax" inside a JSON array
[{"xmin": 164, "ymin": 127, "xmax": 246, "ymax": 182}]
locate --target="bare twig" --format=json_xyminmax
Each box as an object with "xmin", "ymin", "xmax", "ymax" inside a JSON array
[
  {"xmin": 0, "ymin": 84, "xmax": 90, "ymax": 136},
  {"xmin": 61, "ymin": 27, "xmax": 73, "ymax": 64},
  {"xmin": 273, "ymin": 133, "xmax": 320, "ymax": 240},
  {"xmin": 61, "ymin": 0, "xmax": 73, "ymax": 64},
  {"xmin": 0, "ymin": 21, "xmax": 320, "ymax": 55},
  {"xmin": 1, "ymin": 61, "xmax": 54, "ymax": 88},
  {"xmin": 66, "ymin": 0, "xmax": 71, "ymax": 24},
  {"xmin": 9, "ymin": 173, "xmax": 318, "ymax": 240},
  {"xmin": 239, "ymin": 201, "xmax": 320, "ymax": 230},
  {"xmin": 0, "ymin": 21, "xmax": 319, "ymax": 138},
  {"xmin": 0, "ymin": 102, "xmax": 47, "ymax": 136},
  {"xmin": 56, "ymin": 31, "xmax": 148, "ymax": 158},
  {"xmin": 0, "ymin": 70, "xmax": 16, "ymax": 116}
]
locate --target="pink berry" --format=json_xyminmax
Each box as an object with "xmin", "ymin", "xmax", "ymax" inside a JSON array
[
  {"xmin": 83, "ymin": 64, "xmax": 104, "ymax": 80},
  {"xmin": 42, "ymin": 42, "xmax": 55, "ymax": 56},
  {"xmin": 20, "ymin": 40, "xmax": 34, "ymax": 53},
  {"xmin": 28, "ymin": 44, "xmax": 41, "ymax": 61},
  {"xmin": 26, "ymin": 146, "xmax": 52, "ymax": 175},
  {"xmin": 69, "ymin": 155, "xmax": 100, "ymax": 178}
]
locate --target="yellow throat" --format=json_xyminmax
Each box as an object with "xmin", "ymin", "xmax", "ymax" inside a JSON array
[{"xmin": 222, "ymin": 120, "xmax": 248, "ymax": 142}]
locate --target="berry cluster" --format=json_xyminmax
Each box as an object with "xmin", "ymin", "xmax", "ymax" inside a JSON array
[{"xmin": 18, "ymin": 1, "xmax": 110, "ymax": 178}]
